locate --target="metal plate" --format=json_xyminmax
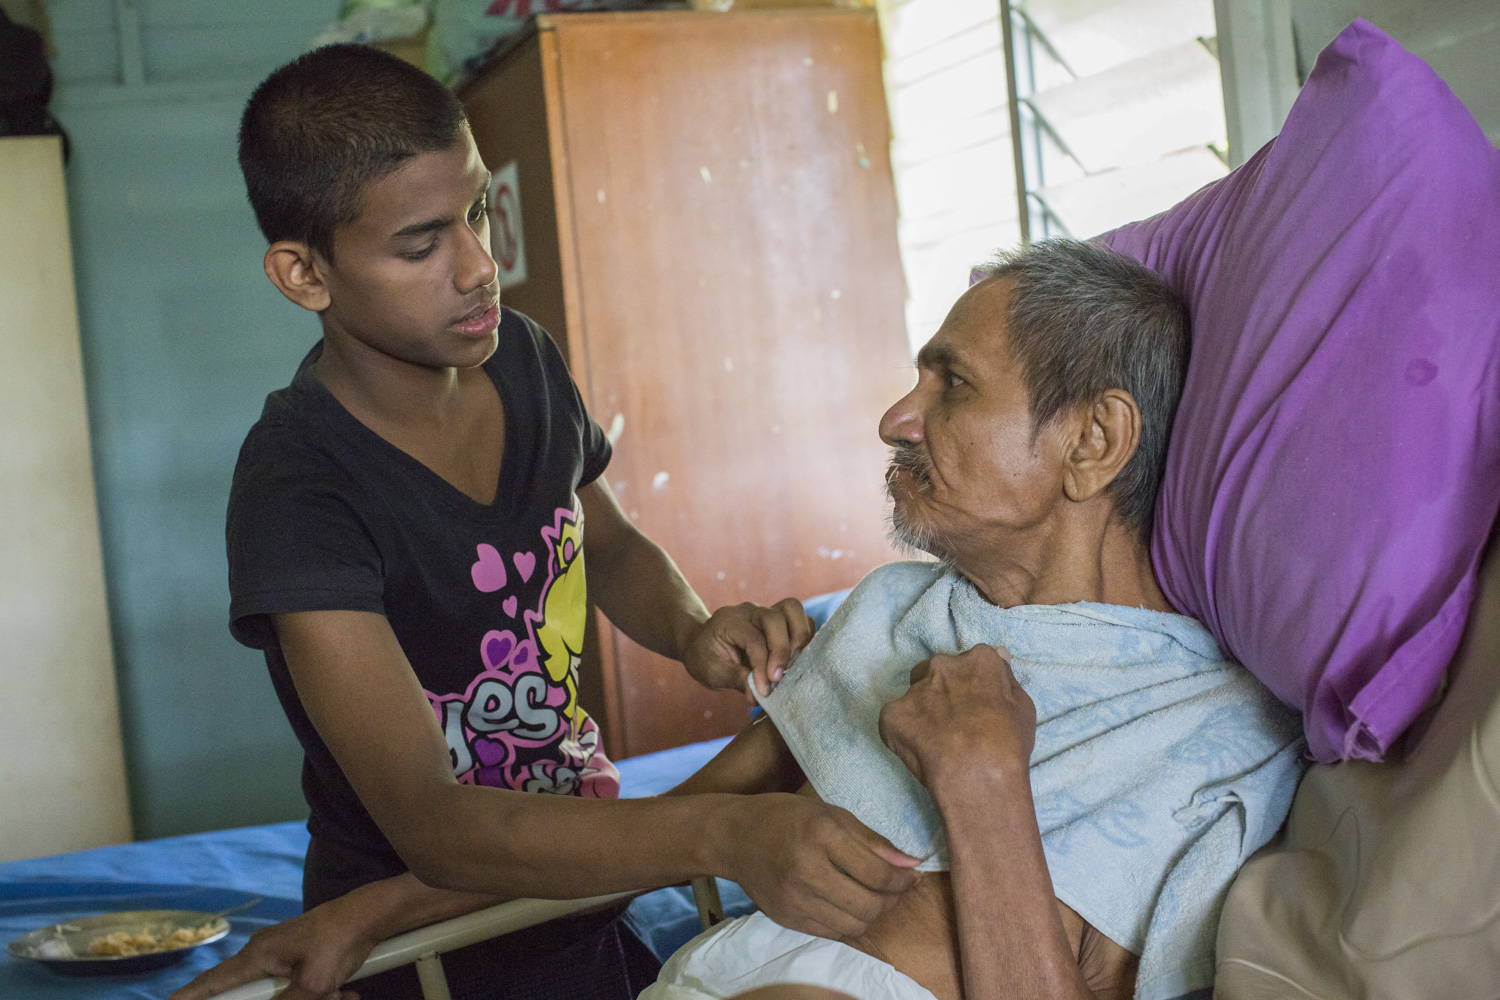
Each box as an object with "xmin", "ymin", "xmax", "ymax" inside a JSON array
[{"xmin": 5, "ymin": 910, "xmax": 230, "ymax": 976}]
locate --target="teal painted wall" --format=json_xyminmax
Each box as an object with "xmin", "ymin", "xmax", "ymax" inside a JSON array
[{"xmin": 47, "ymin": 1, "xmax": 342, "ymax": 838}]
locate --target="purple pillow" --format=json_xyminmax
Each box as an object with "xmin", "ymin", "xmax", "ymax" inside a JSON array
[{"xmin": 1098, "ymin": 19, "xmax": 1500, "ymax": 762}]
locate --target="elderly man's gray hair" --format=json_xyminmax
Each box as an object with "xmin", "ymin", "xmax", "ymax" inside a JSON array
[{"xmin": 978, "ymin": 238, "xmax": 1189, "ymax": 544}]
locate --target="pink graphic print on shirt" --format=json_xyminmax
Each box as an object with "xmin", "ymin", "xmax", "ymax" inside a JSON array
[{"xmin": 427, "ymin": 504, "xmax": 619, "ymax": 798}]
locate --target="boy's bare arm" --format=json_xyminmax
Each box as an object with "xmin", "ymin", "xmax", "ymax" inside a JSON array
[
  {"xmin": 579, "ymin": 479, "xmax": 814, "ymax": 698},
  {"xmin": 666, "ymin": 714, "xmax": 806, "ymax": 797},
  {"xmin": 273, "ymin": 609, "xmax": 917, "ymax": 934},
  {"xmin": 172, "ymin": 715, "xmax": 807, "ymax": 1000}
]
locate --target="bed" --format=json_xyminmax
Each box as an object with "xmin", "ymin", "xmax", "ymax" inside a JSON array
[{"xmin": 0, "ymin": 735, "xmax": 762, "ymax": 1000}]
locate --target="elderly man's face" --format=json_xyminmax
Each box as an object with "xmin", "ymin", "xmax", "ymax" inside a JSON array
[{"xmin": 879, "ymin": 277, "xmax": 1066, "ymax": 561}]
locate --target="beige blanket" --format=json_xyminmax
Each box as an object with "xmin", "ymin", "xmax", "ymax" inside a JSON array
[{"xmin": 1215, "ymin": 542, "xmax": 1500, "ymax": 998}]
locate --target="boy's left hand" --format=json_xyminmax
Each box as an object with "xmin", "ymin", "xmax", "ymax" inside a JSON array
[
  {"xmin": 169, "ymin": 893, "xmax": 374, "ymax": 1000},
  {"xmin": 683, "ymin": 598, "xmax": 815, "ymax": 700}
]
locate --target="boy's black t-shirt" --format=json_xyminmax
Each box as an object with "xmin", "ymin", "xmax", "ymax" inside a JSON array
[{"xmin": 227, "ymin": 308, "xmax": 619, "ymax": 895}]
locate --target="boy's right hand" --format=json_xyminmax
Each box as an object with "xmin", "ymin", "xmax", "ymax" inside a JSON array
[
  {"xmin": 682, "ymin": 598, "xmax": 816, "ymax": 701},
  {"xmin": 717, "ymin": 792, "xmax": 921, "ymax": 939},
  {"xmin": 168, "ymin": 894, "xmax": 376, "ymax": 1000}
]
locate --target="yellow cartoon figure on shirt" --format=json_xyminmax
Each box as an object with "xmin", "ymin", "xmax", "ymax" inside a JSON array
[{"xmin": 535, "ymin": 510, "xmax": 588, "ymax": 734}]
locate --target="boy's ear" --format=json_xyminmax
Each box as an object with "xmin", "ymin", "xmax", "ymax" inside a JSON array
[{"xmin": 264, "ymin": 241, "xmax": 331, "ymax": 313}]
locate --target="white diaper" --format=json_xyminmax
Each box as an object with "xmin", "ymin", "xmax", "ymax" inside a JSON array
[{"xmin": 637, "ymin": 912, "xmax": 937, "ymax": 1000}]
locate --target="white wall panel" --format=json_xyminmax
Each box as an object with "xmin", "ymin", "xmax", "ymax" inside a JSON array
[{"xmin": 0, "ymin": 136, "xmax": 133, "ymax": 862}]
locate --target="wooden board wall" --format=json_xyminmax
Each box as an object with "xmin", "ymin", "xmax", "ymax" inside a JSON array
[{"xmin": 552, "ymin": 13, "xmax": 912, "ymax": 756}]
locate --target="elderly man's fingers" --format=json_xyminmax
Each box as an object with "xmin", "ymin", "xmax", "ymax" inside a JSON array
[
  {"xmin": 958, "ymin": 642, "xmax": 1012, "ymax": 675},
  {"xmin": 907, "ymin": 657, "xmax": 933, "ymax": 687},
  {"xmin": 877, "ymin": 700, "xmax": 925, "ymax": 782},
  {"xmin": 991, "ymin": 645, "xmax": 1024, "ymax": 692},
  {"xmin": 970, "ymin": 645, "xmax": 1035, "ymax": 717}
]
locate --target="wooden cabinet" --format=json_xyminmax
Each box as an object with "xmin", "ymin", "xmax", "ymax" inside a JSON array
[{"xmin": 462, "ymin": 10, "xmax": 913, "ymax": 759}]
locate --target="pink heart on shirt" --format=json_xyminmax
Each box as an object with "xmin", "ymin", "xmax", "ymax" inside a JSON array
[
  {"xmin": 471, "ymin": 544, "xmax": 507, "ymax": 593},
  {"xmin": 513, "ymin": 551, "xmax": 536, "ymax": 583},
  {"xmin": 503, "ymin": 595, "xmax": 518, "ymax": 618}
]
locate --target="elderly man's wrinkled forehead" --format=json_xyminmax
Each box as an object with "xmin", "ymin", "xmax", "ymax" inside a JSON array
[
  {"xmin": 922, "ymin": 274, "xmax": 1018, "ymax": 367},
  {"xmin": 950, "ymin": 272, "xmax": 1013, "ymax": 328}
]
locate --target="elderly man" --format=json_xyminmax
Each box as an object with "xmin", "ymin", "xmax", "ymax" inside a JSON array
[{"xmin": 644, "ymin": 239, "xmax": 1304, "ymax": 1000}]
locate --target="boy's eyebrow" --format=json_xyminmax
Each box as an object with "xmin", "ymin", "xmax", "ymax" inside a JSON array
[
  {"xmin": 390, "ymin": 172, "xmax": 494, "ymax": 241},
  {"xmin": 391, "ymin": 216, "xmax": 452, "ymax": 240}
]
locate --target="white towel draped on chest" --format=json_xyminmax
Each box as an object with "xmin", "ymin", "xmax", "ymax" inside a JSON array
[{"xmin": 758, "ymin": 561, "xmax": 1305, "ymax": 1000}]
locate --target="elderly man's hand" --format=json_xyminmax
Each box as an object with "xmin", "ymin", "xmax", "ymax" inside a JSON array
[
  {"xmin": 878, "ymin": 645, "xmax": 1036, "ymax": 791},
  {"xmin": 683, "ymin": 598, "xmax": 815, "ymax": 700}
]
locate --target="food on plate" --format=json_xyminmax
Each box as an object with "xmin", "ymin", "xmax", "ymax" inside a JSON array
[{"xmin": 86, "ymin": 922, "xmax": 218, "ymax": 957}]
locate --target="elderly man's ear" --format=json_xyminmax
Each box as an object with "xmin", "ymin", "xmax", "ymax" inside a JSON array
[{"xmin": 1060, "ymin": 389, "xmax": 1142, "ymax": 504}]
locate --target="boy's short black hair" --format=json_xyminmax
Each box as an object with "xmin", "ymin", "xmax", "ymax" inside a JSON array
[{"xmin": 239, "ymin": 44, "xmax": 469, "ymax": 262}]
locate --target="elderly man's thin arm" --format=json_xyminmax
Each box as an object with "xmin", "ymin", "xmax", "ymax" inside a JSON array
[
  {"xmin": 880, "ymin": 648, "xmax": 1104, "ymax": 999},
  {"xmin": 932, "ymin": 762, "xmax": 1095, "ymax": 1000}
]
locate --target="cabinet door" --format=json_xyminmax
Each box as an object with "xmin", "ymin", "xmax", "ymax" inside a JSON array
[{"xmin": 548, "ymin": 12, "xmax": 914, "ymax": 758}]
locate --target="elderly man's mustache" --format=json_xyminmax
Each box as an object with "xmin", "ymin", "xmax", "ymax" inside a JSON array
[
  {"xmin": 885, "ymin": 443, "xmax": 949, "ymax": 561},
  {"xmin": 886, "ymin": 444, "xmax": 933, "ymax": 492}
]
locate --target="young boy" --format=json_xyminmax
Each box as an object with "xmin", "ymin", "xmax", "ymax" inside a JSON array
[{"xmin": 176, "ymin": 45, "xmax": 917, "ymax": 1000}]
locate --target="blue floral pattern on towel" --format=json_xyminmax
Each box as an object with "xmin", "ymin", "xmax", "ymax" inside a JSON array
[{"xmin": 759, "ymin": 562, "xmax": 1305, "ymax": 1000}]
